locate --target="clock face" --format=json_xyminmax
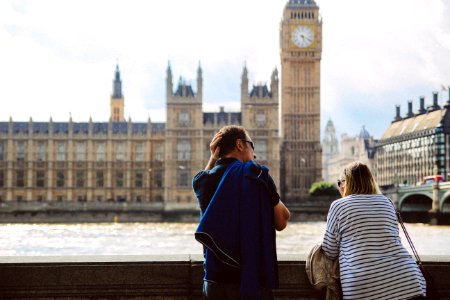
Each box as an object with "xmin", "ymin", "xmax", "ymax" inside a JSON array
[{"xmin": 292, "ymin": 26, "xmax": 314, "ymax": 48}]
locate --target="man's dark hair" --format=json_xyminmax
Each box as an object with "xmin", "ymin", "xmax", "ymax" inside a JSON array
[{"xmin": 218, "ymin": 125, "xmax": 248, "ymax": 157}]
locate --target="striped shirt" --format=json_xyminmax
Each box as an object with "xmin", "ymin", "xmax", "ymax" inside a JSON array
[{"xmin": 322, "ymin": 194, "xmax": 426, "ymax": 300}]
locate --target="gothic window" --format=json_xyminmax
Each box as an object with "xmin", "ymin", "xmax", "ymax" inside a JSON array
[
  {"xmin": 37, "ymin": 142, "xmax": 45, "ymax": 161},
  {"xmin": 0, "ymin": 142, "xmax": 4, "ymax": 161},
  {"xmin": 56, "ymin": 171, "xmax": 65, "ymax": 187},
  {"xmin": 76, "ymin": 171, "xmax": 85, "ymax": 188},
  {"xmin": 0, "ymin": 170, "xmax": 4, "ymax": 187},
  {"xmin": 16, "ymin": 171, "xmax": 25, "ymax": 187},
  {"xmin": 76, "ymin": 142, "xmax": 85, "ymax": 161},
  {"xmin": 96, "ymin": 171, "xmax": 104, "ymax": 188},
  {"xmin": 155, "ymin": 143, "xmax": 164, "ymax": 161},
  {"xmin": 116, "ymin": 142, "xmax": 125, "ymax": 161},
  {"xmin": 135, "ymin": 143, "xmax": 144, "ymax": 161},
  {"xmin": 116, "ymin": 171, "xmax": 124, "ymax": 187},
  {"xmin": 135, "ymin": 171, "xmax": 143, "ymax": 188},
  {"xmin": 205, "ymin": 142, "xmax": 210, "ymax": 160},
  {"xmin": 255, "ymin": 140, "xmax": 268, "ymax": 161},
  {"xmin": 96, "ymin": 142, "xmax": 105, "ymax": 161},
  {"xmin": 179, "ymin": 112, "xmax": 189, "ymax": 126},
  {"xmin": 177, "ymin": 139, "xmax": 191, "ymax": 161},
  {"xmin": 177, "ymin": 170, "xmax": 189, "ymax": 187},
  {"xmin": 36, "ymin": 171, "xmax": 45, "ymax": 187},
  {"xmin": 56, "ymin": 142, "xmax": 65, "ymax": 161},
  {"xmin": 256, "ymin": 112, "xmax": 266, "ymax": 128},
  {"xmin": 154, "ymin": 171, "xmax": 163, "ymax": 188},
  {"xmin": 17, "ymin": 141, "xmax": 25, "ymax": 161}
]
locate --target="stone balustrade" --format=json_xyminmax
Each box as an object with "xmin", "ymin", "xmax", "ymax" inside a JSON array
[{"xmin": 0, "ymin": 255, "xmax": 449, "ymax": 299}]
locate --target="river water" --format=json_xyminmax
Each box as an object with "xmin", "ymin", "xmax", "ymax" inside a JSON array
[{"xmin": 0, "ymin": 222, "xmax": 449, "ymax": 256}]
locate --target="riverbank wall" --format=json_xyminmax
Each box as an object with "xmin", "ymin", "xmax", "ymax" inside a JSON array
[
  {"xmin": 0, "ymin": 255, "xmax": 449, "ymax": 299},
  {"xmin": 1, "ymin": 198, "xmax": 449, "ymax": 224}
]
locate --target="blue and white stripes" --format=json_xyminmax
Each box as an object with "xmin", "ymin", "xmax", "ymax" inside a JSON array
[{"xmin": 322, "ymin": 194, "xmax": 426, "ymax": 300}]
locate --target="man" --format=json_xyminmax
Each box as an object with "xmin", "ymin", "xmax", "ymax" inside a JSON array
[{"xmin": 193, "ymin": 125, "xmax": 291, "ymax": 299}]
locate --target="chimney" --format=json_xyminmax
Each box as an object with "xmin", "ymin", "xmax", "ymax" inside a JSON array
[
  {"xmin": 418, "ymin": 96, "xmax": 426, "ymax": 114},
  {"xmin": 406, "ymin": 101, "xmax": 414, "ymax": 117},
  {"xmin": 394, "ymin": 105, "xmax": 402, "ymax": 122},
  {"xmin": 432, "ymin": 92, "xmax": 440, "ymax": 110}
]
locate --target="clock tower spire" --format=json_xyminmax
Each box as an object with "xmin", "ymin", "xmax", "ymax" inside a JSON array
[{"xmin": 280, "ymin": 0, "xmax": 322, "ymax": 203}]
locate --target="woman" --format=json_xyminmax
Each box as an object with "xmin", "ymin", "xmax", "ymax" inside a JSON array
[{"xmin": 322, "ymin": 161, "xmax": 426, "ymax": 300}]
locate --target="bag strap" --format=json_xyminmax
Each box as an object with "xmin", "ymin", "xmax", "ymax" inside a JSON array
[{"xmin": 389, "ymin": 199, "xmax": 423, "ymax": 267}]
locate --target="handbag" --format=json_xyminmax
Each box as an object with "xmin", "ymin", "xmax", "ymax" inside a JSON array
[{"xmin": 394, "ymin": 206, "xmax": 440, "ymax": 300}]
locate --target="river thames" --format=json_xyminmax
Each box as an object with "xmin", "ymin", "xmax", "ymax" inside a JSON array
[{"xmin": 0, "ymin": 222, "xmax": 449, "ymax": 256}]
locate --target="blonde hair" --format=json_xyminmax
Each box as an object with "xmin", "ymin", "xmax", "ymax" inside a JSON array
[{"xmin": 341, "ymin": 161, "xmax": 380, "ymax": 196}]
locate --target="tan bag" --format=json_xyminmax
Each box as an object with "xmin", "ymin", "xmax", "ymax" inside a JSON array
[{"xmin": 305, "ymin": 243, "xmax": 341, "ymax": 300}]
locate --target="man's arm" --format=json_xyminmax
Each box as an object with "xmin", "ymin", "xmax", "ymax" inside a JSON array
[
  {"xmin": 274, "ymin": 200, "xmax": 290, "ymax": 231},
  {"xmin": 204, "ymin": 131, "xmax": 222, "ymax": 170}
]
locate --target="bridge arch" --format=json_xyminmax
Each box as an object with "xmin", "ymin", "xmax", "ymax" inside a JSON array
[
  {"xmin": 398, "ymin": 193, "xmax": 433, "ymax": 212},
  {"xmin": 440, "ymin": 191, "xmax": 450, "ymax": 213}
]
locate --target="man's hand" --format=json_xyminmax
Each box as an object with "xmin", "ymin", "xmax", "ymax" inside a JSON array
[{"xmin": 205, "ymin": 131, "xmax": 222, "ymax": 170}]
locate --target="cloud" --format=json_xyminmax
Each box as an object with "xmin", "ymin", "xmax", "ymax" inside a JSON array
[{"xmin": 0, "ymin": 0, "xmax": 449, "ymax": 140}]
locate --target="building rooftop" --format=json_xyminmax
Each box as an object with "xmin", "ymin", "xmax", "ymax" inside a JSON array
[{"xmin": 381, "ymin": 109, "xmax": 445, "ymax": 140}]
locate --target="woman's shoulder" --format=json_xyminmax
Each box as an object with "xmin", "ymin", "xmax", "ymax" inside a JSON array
[{"xmin": 331, "ymin": 194, "xmax": 389, "ymax": 208}]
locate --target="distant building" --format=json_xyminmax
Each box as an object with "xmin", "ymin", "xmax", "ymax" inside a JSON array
[
  {"xmin": 322, "ymin": 121, "xmax": 376, "ymax": 184},
  {"xmin": 375, "ymin": 91, "xmax": 450, "ymax": 188},
  {"xmin": 0, "ymin": 64, "xmax": 280, "ymax": 208},
  {"xmin": 322, "ymin": 119, "xmax": 338, "ymax": 182}
]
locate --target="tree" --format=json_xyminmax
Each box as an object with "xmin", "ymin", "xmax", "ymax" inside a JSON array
[{"xmin": 309, "ymin": 181, "xmax": 340, "ymax": 196}]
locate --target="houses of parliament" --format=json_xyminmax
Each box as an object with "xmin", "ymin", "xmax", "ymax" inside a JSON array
[{"xmin": 0, "ymin": 0, "xmax": 322, "ymax": 208}]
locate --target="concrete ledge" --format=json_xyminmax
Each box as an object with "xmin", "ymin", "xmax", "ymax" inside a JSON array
[{"xmin": 0, "ymin": 255, "xmax": 449, "ymax": 299}]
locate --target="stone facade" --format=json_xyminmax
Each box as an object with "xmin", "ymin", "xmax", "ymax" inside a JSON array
[
  {"xmin": 280, "ymin": 0, "xmax": 322, "ymax": 203},
  {"xmin": 0, "ymin": 64, "xmax": 279, "ymax": 207},
  {"xmin": 322, "ymin": 125, "xmax": 376, "ymax": 184},
  {"xmin": 376, "ymin": 92, "xmax": 450, "ymax": 188}
]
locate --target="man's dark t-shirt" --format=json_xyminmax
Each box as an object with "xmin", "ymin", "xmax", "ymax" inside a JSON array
[{"xmin": 192, "ymin": 157, "xmax": 280, "ymax": 284}]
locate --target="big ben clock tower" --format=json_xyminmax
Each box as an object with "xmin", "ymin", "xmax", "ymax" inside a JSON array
[{"xmin": 280, "ymin": 0, "xmax": 322, "ymax": 203}]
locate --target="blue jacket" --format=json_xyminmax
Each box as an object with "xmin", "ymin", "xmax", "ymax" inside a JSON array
[{"xmin": 195, "ymin": 160, "xmax": 278, "ymax": 299}]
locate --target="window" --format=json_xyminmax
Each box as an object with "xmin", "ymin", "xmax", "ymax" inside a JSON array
[
  {"xmin": 155, "ymin": 143, "xmax": 164, "ymax": 161},
  {"xmin": 56, "ymin": 171, "xmax": 65, "ymax": 187},
  {"xmin": 179, "ymin": 111, "xmax": 189, "ymax": 126},
  {"xmin": 16, "ymin": 170, "xmax": 25, "ymax": 187},
  {"xmin": 135, "ymin": 171, "xmax": 143, "ymax": 188},
  {"xmin": 17, "ymin": 142, "xmax": 25, "ymax": 161},
  {"xmin": 116, "ymin": 171, "xmax": 124, "ymax": 187},
  {"xmin": 96, "ymin": 142, "xmax": 105, "ymax": 161},
  {"xmin": 76, "ymin": 171, "xmax": 85, "ymax": 187},
  {"xmin": 36, "ymin": 171, "xmax": 45, "ymax": 187},
  {"xmin": 135, "ymin": 143, "xmax": 144, "ymax": 161},
  {"xmin": 37, "ymin": 142, "xmax": 45, "ymax": 161},
  {"xmin": 96, "ymin": 171, "xmax": 104, "ymax": 187},
  {"xmin": 154, "ymin": 171, "xmax": 163, "ymax": 188},
  {"xmin": 0, "ymin": 170, "xmax": 4, "ymax": 187},
  {"xmin": 255, "ymin": 140, "xmax": 268, "ymax": 161},
  {"xmin": 177, "ymin": 139, "xmax": 191, "ymax": 161},
  {"xmin": 256, "ymin": 112, "xmax": 266, "ymax": 128},
  {"xmin": 76, "ymin": 142, "xmax": 85, "ymax": 161},
  {"xmin": 0, "ymin": 142, "xmax": 4, "ymax": 161},
  {"xmin": 56, "ymin": 142, "xmax": 65, "ymax": 161},
  {"xmin": 177, "ymin": 170, "xmax": 189, "ymax": 187},
  {"xmin": 116, "ymin": 142, "xmax": 125, "ymax": 161}
]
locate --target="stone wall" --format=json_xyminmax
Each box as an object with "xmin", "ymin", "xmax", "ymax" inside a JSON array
[{"xmin": 0, "ymin": 255, "xmax": 449, "ymax": 299}]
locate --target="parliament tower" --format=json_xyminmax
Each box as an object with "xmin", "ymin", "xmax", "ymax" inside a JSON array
[{"xmin": 280, "ymin": 0, "xmax": 322, "ymax": 202}]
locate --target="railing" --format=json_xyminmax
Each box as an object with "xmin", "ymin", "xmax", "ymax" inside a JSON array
[{"xmin": 0, "ymin": 255, "xmax": 448, "ymax": 299}]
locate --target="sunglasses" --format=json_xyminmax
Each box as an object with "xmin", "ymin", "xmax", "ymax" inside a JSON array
[
  {"xmin": 242, "ymin": 139, "xmax": 255, "ymax": 150},
  {"xmin": 337, "ymin": 179, "xmax": 345, "ymax": 187}
]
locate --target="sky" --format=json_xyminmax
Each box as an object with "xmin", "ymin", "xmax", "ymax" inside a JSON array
[{"xmin": 1, "ymin": 0, "xmax": 449, "ymax": 139}]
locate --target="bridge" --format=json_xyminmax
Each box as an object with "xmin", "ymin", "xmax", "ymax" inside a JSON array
[{"xmin": 383, "ymin": 181, "xmax": 450, "ymax": 216}]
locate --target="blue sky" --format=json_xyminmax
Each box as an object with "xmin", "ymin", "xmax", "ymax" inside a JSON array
[{"xmin": 1, "ymin": 0, "xmax": 449, "ymax": 139}]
